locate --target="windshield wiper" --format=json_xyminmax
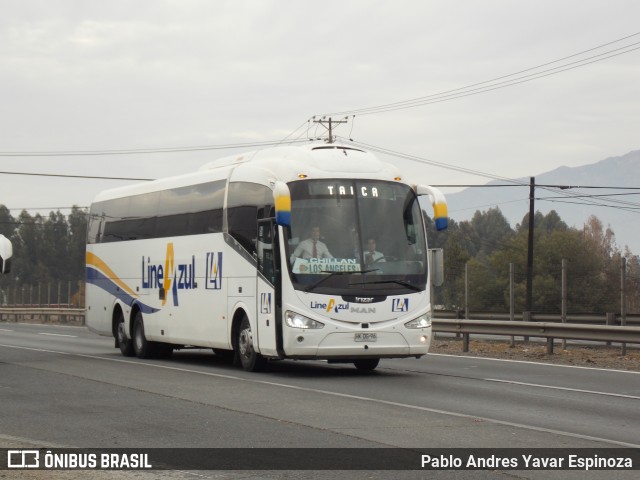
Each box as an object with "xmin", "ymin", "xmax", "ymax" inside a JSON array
[
  {"xmin": 349, "ymin": 279, "xmax": 423, "ymax": 292},
  {"xmin": 303, "ymin": 269, "xmax": 378, "ymax": 292}
]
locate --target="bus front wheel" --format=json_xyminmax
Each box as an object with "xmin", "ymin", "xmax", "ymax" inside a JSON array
[{"xmin": 237, "ymin": 316, "xmax": 266, "ymax": 372}]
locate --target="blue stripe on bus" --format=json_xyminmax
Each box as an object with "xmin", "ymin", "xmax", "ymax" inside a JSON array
[{"xmin": 86, "ymin": 267, "xmax": 159, "ymax": 314}]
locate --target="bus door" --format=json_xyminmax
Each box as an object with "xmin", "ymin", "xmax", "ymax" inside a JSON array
[{"xmin": 256, "ymin": 219, "xmax": 280, "ymax": 356}]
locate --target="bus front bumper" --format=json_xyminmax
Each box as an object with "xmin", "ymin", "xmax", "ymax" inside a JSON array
[{"xmin": 281, "ymin": 329, "xmax": 432, "ymax": 359}]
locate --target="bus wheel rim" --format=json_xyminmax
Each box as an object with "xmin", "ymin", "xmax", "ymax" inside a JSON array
[{"xmin": 239, "ymin": 328, "xmax": 252, "ymax": 357}]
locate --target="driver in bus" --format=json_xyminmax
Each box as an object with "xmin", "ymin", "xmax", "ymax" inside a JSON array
[
  {"xmin": 291, "ymin": 226, "xmax": 333, "ymax": 263},
  {"xmin": 364, "ymin": 238, "xmax": 385, "ymax": 267}
]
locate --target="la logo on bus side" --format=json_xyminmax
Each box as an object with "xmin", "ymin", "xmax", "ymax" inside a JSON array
[
  {"xmin": 206, "ymin": 252, "xmax": 223, "ymax": 290},
  {"xmin": 260, "ymin": 293, "xmax": 272, "ymax": 314}
]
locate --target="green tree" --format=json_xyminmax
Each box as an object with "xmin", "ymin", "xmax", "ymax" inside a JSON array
[
  {"xmin": 456, "ymin": 210, "xmax": 621, "ymax": 314},
  {"xmin": 13, "ymin": 211, "xmax": 47, "ymax": 286},
  {"xmin": 68, "ymin": 206, "xmax": 88, "ymax": 283},
  {"xmin": 624, "ymin": 248, "xmax": 640, "ymax": 313},
  {"xmin": 470, "ymin": 207, "xmax": 514, "ymax": 256},
  {"xmin": 533, "ymin": 229, "xmax": 605, "ymax": 313},
  {"xmin": 0, "ymin": 205, "xmax": 15, "ymax": 238},
  {"xmin": 440, "ymin": 227, "xmax": 472, "ymax": 309},
  {"xmin": 42, "ymin": 211, "xmax": 70, "ymax": 282}
]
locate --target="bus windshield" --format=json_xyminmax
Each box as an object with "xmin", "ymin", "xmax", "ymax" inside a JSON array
[{"xmin": 286, "ymin": 180, "xmax": 428, "ymax": 295}]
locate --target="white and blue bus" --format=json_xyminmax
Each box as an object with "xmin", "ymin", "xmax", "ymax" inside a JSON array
[
  {"xmin": 85, "ymin": 143, "xmax": 447, "ymax": 371},
  {"xmin": 0, "ymin": 234, "xmax": 12, "ymax": 274}
]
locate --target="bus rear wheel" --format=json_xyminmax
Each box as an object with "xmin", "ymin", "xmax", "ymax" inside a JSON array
[
  {"xmin": 353, "ymin": 359, "xmax": 380, "ymax": 371},
  {"xmin": 116, "ymin": 312, "xmax": 134, "ymax": 357},
  {"xmin": 133, "ymin": 312, "xmax": 155, "ymax": 359},
  {"xmin": 237, "ymin": 316, "xmax": 266, "ymax": 372}
]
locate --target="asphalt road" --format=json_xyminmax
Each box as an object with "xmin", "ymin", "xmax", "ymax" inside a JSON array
[{"xmin": 1, "ymin": 321, "xmax": 639, "ymax": 480}]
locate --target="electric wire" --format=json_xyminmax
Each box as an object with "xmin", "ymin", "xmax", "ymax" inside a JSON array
[
  {"xmin": 323, "ymin": 32, "xmax": 640, "ymax": 116},
  {"xmin": 540, "ymin": 198, "xmax": 640, "ymax": 212},
  {"xmin": 536, "ymin": 185, "xmax": 640, "ymax": 211},
  {"xmin": 539, "ymin": 191, "xmax": 640, "ymax": 203},
  {"xmin": 0, "ymin": 171, "xmax": 153, "ymax": 181},
  {"xmin": 1, "ymin": 206, "xmax": 87, "ymax": 212},
  {"xmin": 277, "ymin": 119, "xmax": 315, "ymax": 145},
  {"xmin": 338, "ymin": 44, "xmax": 640, "ymax": 116},
  {"xmin": 343, "ymin": 137, "xmax": 532, "ymax": 186},
  {"xmin": 0, "ymin": 138, "xmax": 309, "ymax": 157},
  {"xmin": 344, "ymin": 138, "xmax": 640, "ymax": 215}
]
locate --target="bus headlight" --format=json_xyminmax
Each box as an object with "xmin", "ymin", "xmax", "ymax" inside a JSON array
[
  {"xmin": 404, "ymin": 314, "xmax": 432, "ymax": 329},
  {"xmin": 285, "ymin": 311, "xmax": 325, "ymax": 329}
]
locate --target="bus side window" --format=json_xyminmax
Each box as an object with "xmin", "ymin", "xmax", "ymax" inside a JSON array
[
  {"xmin": 87, "ymin": 207, "xmax": 104, "ymax": 244},
  {"xmin": 227, "ymin": 182, "xmax": 273, "ymax": 256}
]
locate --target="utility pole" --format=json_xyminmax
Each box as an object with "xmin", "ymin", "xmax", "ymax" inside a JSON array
[
  {"xmin": 621, "ymin": 257, "xmax": 627, "ymax": 356},
  {"xmin": 312, "ymin": 117, "xmax": 349, "ymax": 144},
  {"xmin": 525, "ymin": 176, "xmax": 535, "ymax": 313}
]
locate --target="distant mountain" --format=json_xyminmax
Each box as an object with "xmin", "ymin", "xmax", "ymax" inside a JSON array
[{"xmin": 446, "ymin": 150, "xmax": 640, "ymax": 255}]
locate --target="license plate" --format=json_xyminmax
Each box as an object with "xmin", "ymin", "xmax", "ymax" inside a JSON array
[{"xmin": 354, "ymin": 333, "xmax": 377, "ymax": 342}]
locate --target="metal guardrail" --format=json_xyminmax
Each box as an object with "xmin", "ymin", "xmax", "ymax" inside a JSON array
[
  {"xmin": 433, "ymin": 319, "xmax": 640, "ymax": 344},
  {"xmin": 432, "ymin": 318, "xmax": 640, "ymax": 355},
  {"xmin": 0, "ymin": 307, "xmax": 85, "ymax": 326},
  {"xmin": 434, "ymin": 310, "xmax": 640, "ymax": 325}
]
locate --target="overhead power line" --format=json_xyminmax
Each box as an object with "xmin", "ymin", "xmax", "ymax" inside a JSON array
[
  {"xmin": 540, "ymin": 192, "xmax": 640, "ymax": 200},
  {"xmin": 0, "ymin": 138, "xmax": 309, "ymax": 158},
  {"xmin": 343, "ymin": 138, "xmax": 640, "ymax": 215},
  {"xmin": 345, "ymin": 137, "xmax": 531, "ymax": 186},
  {"xmin": 0, "ymin": 171, "xmax": 153, "ymax": 181},
  {"xmin": 436, "ymin": 184, "xmax": 640, "ymax": 190},
  {"xmin": 536, "ymin": 185, "xmax": 640, "ymax": 212},
  {"xmin": 1, "ymin": 206, "xmax": 88, "ymax": 212},
  {"xmin": 540, "ymin": 198, "xmax": 640, "ymax": 212},
  {"xmin": 323, "ymin": 31, "xmax": 640, "ymax": 116}
]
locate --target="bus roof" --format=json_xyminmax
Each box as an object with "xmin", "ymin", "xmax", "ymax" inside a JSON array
[{"xmin": 91, "ymin": 142, "xmax": 405, "ymax": 203}]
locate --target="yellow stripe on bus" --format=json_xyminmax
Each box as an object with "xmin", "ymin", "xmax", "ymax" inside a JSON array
[{"xmin": 86, "ymin": 251, "xmax": 139, "ymax": 298}]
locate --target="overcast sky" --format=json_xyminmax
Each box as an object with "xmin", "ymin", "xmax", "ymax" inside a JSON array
[{"xmin": 1, "ymin": 0, "xmax": 639, "ymax": 223}]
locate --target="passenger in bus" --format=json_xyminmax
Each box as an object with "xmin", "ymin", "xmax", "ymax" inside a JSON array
[
  {"xmin": 291, "ymin": 226, "xmax": 333, "ymax": 262},
  {"xmin": 364, "ymin": 238, "xmax": 385, "ymax": 267}
]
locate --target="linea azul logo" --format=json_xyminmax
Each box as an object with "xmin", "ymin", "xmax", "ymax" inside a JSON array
[
  {"xmin": 310, "ymin": 298, "xmax": 348, "ymax": 313},
  {"xmin": 141, "ymin": 242, "xmax": 196, "ymax": 306}
]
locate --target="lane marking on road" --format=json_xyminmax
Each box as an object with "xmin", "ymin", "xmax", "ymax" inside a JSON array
[
  {"xmin": 0, "ymin": 329, "xmax": 14, "ymax": 332},
  {"xmin": 380, "ymin": 364, "xmax": 640, "ymax": 400},
  {"xmin": 2, "ymin": 342, "xmax": 640, "ymax": 449},
  {"xmin": 429, "ymin": 352, "xmax": 640, "ymax": 375},
  {"xmin": 481, "ymin": 377, "xmax": 640, "ymax": 400},
  {"xmin": 38, "ymin": 333, "xmax": 77, "ymax": 338}
]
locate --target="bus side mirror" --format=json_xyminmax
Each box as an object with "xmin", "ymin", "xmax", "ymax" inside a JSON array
[
  {"xmin": 0, "ymin": 234, "xmax": 13, "ymax": 274},
  {"xmin": 428, "ymin": 248, "xmax": 444, "ymax": 286},
  {"xmin": 273, "ymin": 181, "xmax": 291, "ymax": 227},
  {"xmin": 416, "ymin": 185, "xmax": 448, "ymax": 231}
]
